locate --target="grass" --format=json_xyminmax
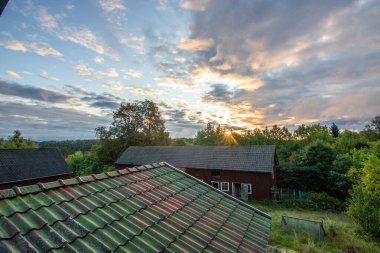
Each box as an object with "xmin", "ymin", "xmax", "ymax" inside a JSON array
[{"xmin": 249, "ymin": 201, "xmax": 380, "ymax": 253}]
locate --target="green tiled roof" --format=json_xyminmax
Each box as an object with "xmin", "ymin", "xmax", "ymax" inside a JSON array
[{"xmin": 0, "ymin": 162, "xmax": 271, "ymax": 253}]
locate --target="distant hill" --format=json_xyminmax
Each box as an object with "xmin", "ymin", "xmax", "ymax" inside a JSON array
[{"xmin": 39, "ymin": 139, "xmax": 99, "ymax": 157}]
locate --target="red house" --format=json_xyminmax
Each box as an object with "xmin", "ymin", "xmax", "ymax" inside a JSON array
[
  {"xmin": 116, "ymin": 145, "xmax": 277, "ymax": 200},
  {"xmin": 0, "ymin": 148, "xmax": 71, "ymax": 189}
]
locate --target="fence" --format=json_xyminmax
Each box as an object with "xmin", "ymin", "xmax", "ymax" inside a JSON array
[{"xmin": 271, "ymin": 187, "xmax": 308, "ymax": 201}]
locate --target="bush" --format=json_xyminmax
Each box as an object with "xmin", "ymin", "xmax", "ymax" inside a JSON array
[
  {"xmin": 348, "ymin": 186, "xmax": 380, "ymax": 240},
  {"xmin": 308, "ymin": 192, "xmax": 345, "ymax": 212}
]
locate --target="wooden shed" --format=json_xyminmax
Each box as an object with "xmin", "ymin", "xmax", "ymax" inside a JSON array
[{"xmin": 116, "ymin": 145, "xmax": 277, "ymax": 200}]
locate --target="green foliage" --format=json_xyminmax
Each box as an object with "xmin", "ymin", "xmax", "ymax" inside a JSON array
[
  {"xmin": 65, "ymin": 151, "xmax": 99, "ymax": 176},
  {"xmin": 335, "ymin": 131, "xmax": 369, "ymax": 155},
  {"xmin": 333, "ymin": 153, "xmax": 353, "ymax": 173},
  {"xmin": 348, "ymin": 185, "xmax": 380, "ymax": 240},
  {"xmin": 170, "ymin": 138, "xmax": 193, "ymax": 146},
  {"xmin": 0, "ymin": 130, "xmax": 38, "ymax": 149},
  {"xmin": 194, "ymin": 123, "xmax": 224, "ymax": 145},
  {"xmin": 308, "ymin": 192, "xmax": 345, "ymax": 212},
  {"xmin": 298, "ymin": 143, "xmax": 335, "ymax": 172},
  {"xmin": 348, "ymin": 154, "xmax": 380, "ymax": 239},
  {"xmin": 39, "ymin": 139, "xmax": 98, "ymax": 157},
  {"xmin": 94, "ymin": 100, "xmax": 170, "ymax": 166},
  {"xmin": 294, "ymin": 124, "xmax": 333, "ymax": 145}
]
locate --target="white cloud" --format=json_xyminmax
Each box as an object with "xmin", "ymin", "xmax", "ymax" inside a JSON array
[
  {"xmin": 177, "ymin": 38, "xmax": 214, "ymax": 51},
  {"xmin": 59, "ymin": 26, "xmax": 106, "ymax": 55},
  {"xmin": 101, "ymin": 81, "xmax": 124, "ymax": 91},
  {"xmin": 120, "ymin": 34, "xmax": 145, "ymax": 54},
  {"xmin": 6, "ymin": 71, "xmax": 22, "ymax": 79},
  {"xmin": 29, "ymin": 42, "xmax": 63, "ymax": 57},
  {"xmin": 123, "ymin": 68, "xmax": 142, "ymax": 79},
  {"xmin": 126, "ymin": 86, "xmax": 162, "ymax": 96},
  {"xmin": 0, "ymin": 40, "xmax": 27, "ymax": 52},
  {"xmin": 98, "ymin": 0, "xmax": 126, "ymax": 12},
  {"xmin": 36, "ymin": 7, "xmax": 58, "ymax": 30},
  {"xmin": 100, "ymin": 68, "xmax": 119, "ymax": 78},
  {"xmin": 74, "ymin": 64, "xmax": 94, "ymax": 79},
  {"xmin": 94, "ymin": 56, "xmax": 105, "ymax": 63},
  {"xmin": 0, "ymin": 39, "xmax": 63, "ymax": 57},
  {"xmin": 39, "ymin": 71, "xmax": 60, "ymax": 81},
  {"xmin": 181, "ymin": 0, "xmax": 209, "ymax": 11}
]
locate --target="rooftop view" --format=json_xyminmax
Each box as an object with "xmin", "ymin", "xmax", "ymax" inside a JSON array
[{"xmin": 0, "ymin": 1, "xmax": 379, "ymax": 252}]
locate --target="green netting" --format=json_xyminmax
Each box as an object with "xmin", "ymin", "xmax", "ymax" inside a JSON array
[{"xmin": 281, "ymin": 216, "xmax": 326, "ymax": 240}]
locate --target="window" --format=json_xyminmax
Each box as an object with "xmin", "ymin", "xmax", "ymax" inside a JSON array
[
  {"xmin": 221, "ymin": 182, "xmax": 229, "ymax": 192},
  {"xmin": 244, "ymin": 184, "xmax": 252, "ymax": 194},
  {"xmin": 211, "ymin": 181, "xmax": 219, "ymax": 189},
  {"xmin": 211, "ymin": 170, "xmax": 221, "ymax": 177}
]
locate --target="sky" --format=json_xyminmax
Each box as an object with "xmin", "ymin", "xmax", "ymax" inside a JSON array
[{"xmin": 0, "ymin": 0, "xmax": 379, "ymax": 141}]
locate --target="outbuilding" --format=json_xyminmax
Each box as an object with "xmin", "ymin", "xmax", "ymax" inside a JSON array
[{"xmin": 116, "ymin": 145, "xmax": 277, "ymax": 200}]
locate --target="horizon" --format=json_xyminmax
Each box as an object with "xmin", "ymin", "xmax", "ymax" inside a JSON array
[{"xmin": 0, "ymin": 0, "xmax": 379, "ymax": 141}]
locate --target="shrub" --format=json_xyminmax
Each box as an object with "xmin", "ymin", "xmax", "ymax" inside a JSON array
[
  {"xmin": 308, "ymin": 192, "xmax": 345, "ymax": 212},
  {"xmin": 348, "ymin": 186, "xmax": 380, "ymax": 240}
]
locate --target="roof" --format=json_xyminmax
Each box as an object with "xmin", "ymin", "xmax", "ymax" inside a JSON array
[
  {"xmin": 0, "ymin": 148, "xmax": 70, "ymax": 184},
  {"xmin": 0, "ymin": 162, "xmax": 271, "ymax": 253},
  {"xmin": 116, "ymin": 146, "xmax": 276, "ymax": 173}
]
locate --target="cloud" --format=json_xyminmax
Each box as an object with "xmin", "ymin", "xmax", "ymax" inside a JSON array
[
  {"xmin": 6, "ymin": 71, "xmax": 22, "ymax": 79},
  {"xmin": 119, "ymin": 34, "xmax": 145, "ymax": 54},
  {"xmin": 0, "ymin": 39, "xmax": 63, "ymax": 57},
  {"xmin": 94, "ymin": 56, "xmax": 105, "ymax": 63},
  {"xmin": 176, "ymin": 38, "xmax": 214, "ymax": 51},
  {"xmin": 59, "ymin": 26, "xmax": 106, "ymax": 55},
  {"xmin": 29, "ymin": 42, "xmax": 63, "ymax": 57},
  {"xmin": 0, "ymin": 101, "xmax": 110, "ymax": 140},
  {"xmin": 91, "ymin": 101, "xmax": 119, "ymax": 109},
  {"xmin": 39, "ymin": 71, "xmax": 60, "ymax": 81},
  {"xmin": 125, "ymin": 86, "xmax": 162, "ymax": 96},
  {"xmin": 0, "ymin": 80, "xmax": 71, "ymax": 103},
  {"xmin": 123, "ymin": 68, "xmax": 142, "ymax": 79},
  {"xmin": 100, "ymin": 68, "xmax": 118, "ymax": 78},
  {"xmin": 0, "ymin": 40, "xmax": 27, "ymax": 52},
  {"xmin": 98, "ymin": 0, "xmax": 126, "ymax": 12},
  {"xmin": 180, "ymin": 0, "xmax": 209, "ymax": 11},
  {"xmin": 36, "ymin": 7, "xmax": 58, "ymax": 30},
  {"xmin": 202, "ymin": 84, "xmax": 233, "ymax": 103}
]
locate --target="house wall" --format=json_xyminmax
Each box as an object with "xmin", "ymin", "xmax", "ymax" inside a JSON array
[
  {"xmin": 117, "ymin": 164, "xmax": 274, "ymax": 200},
  {"xmin": 0, "ymin": 174, "xmax": 71, "ymax": 190},
  {"xmin": 185, "ymin": 168, "xmax": 274, "ymax": 200}
]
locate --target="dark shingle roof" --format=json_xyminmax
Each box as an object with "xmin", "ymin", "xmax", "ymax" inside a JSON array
[
  {"xmin": 0, "ymin": 148, "xmax": 70, "ymax": 184},
  {"xmin": 116, "ymin": 146, "xmax": 275, "ymax": 173},
  {"xmin": 0, "ymin": 162, "xmax": 271, "ymax": 252}
]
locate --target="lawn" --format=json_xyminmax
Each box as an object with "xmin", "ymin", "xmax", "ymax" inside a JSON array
[{"xmin": 249, "ymin": 201, "xmax": 380, "ymax": 253}]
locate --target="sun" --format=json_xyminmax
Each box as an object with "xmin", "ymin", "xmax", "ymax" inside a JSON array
[{"xmin": 225, "ymin": 130, "xmax": 232, "ymax": 136}]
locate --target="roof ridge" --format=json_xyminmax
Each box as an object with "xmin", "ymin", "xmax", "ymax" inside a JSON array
[{"xmin": 0, "ymin": 162, "xmax": 166, "ymax": 200}]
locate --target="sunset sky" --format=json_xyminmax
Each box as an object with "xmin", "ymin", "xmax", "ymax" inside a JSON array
[{"xmin": 0, "ymin": 0, "xmax": 379, "ymax": 140}]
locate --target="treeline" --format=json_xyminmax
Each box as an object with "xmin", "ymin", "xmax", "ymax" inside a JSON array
[{"xmin": 39, "ymin": 139, "xmax": 99, "ymax": 157}]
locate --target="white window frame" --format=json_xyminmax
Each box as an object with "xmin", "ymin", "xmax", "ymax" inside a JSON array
[
  {"xmin": 211, "ymin": 181, "xmax": 220, "ymax": 189},
  {"xmin": 244, "ymin": 183, "xmax": 252, "ymax": 194},
  {"xmin": 220, "ymin": 182, "xmax": 229, "ymax": 192}
]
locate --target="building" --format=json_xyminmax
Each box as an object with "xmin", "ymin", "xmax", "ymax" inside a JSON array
[
  {"xmin": 0, "ymin": 148, "xmax": 71, "ymax": 189},
  {"xmin": 116, "ymin": 146, "xmax": 277, "ymax": 200},
  {"xmin": 0, "ymin": 162, "xmax": 271, "ymax": 252}
]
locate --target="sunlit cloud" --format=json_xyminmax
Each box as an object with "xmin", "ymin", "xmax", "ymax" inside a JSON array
[
  {"xmin": 180, "ymin": 0, "xmax": 209, "ymax": 11},
  {"xmin": 6, "ymin": 71, "xmax": 22, "ymax": 79},
  {"xmin": 36, "ymin": 7, "xmax": 58, "ymax": 31},
  {"xmin": 123, "ymin": 68, "xmax": 142, "ymax": 79},
  {"xmin": 176, "ymin": 38, "xmax": 214, "ymax": 51},
  {"xmin": 39, "ymin": 71, "xmax": 59, "ymax": 81},
  {"xmin": 98, "ymin": 0, "xmax": 126, "ymax": 12},
  {"xmin": 0, "ymin": 38, "xmax": 63, "ymax": 57},
  {"xmin": 94, "ymin": 56, "xmax": 105, "ymax": 63}
]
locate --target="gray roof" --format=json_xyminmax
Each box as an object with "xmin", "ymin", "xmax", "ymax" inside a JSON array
[
  {"xmin": 116, "ymin": 145, "xmax": 275, "ymax": 173},
  {"xmin": 0, "ymin": 148, "xmax": 71, "ymax": 184}
]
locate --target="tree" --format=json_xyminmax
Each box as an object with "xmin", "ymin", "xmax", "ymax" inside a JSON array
[
  {"xmin": 330, "ymin": 122, "xmax": 339, "ymax": 138},
  {"xmin": 361, "ymin": 116, "xmax": 380, "ymax": 141},
  {"xmin": 94, "ymin": 100, "xmax": 170, "ymax": 166},
  {"xmin": 0, "ymin": 130, "xmax": 38, "ymax": 149},
  {"xmin": 294, "ymin": 124, "xmax": 333, "ymax": 145},
  {"xmin": 348, "ymin": 155, "xmax": 380, "ymax": 239},
  {"xmin": 194, "ymin": 123, "xmax": 224, "ymax": 145}
]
